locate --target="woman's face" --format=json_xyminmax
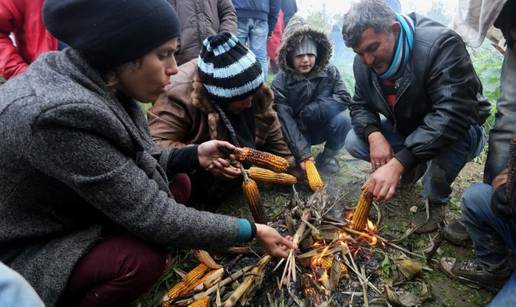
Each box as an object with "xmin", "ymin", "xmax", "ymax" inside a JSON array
[
  {"xmin": 227, "ymin": 95, "xmax": 253, "ymax": 114},
  {"xmin": 115, "ymin": 37, "xmax": 178, "ymax": 102}
]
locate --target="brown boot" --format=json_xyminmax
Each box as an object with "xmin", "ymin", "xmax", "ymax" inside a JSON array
[{"xmin": 413, "ymin": 199, "xmax": 446, "ymax": 234}]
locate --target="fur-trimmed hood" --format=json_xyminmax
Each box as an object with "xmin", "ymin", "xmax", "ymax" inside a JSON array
[{"xmin": 278, "ymin": 15, "xmax": 333, "ymax": 75}]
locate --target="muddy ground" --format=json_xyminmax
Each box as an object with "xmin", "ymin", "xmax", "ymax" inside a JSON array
[{"xmin": 138, "ymin": 149, "xmax": 494, "ymax": 307}]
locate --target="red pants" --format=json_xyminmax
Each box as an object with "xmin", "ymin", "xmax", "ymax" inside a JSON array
[
  {"xmin": 58, "ymin": 174, "xmax": 191, "ymax": 306},
  {"xmin": 58, "ymin": 234, "xmax": 166, "ymax": 307}
]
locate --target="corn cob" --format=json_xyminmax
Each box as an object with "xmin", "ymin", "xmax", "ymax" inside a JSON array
[
  {"xmin": 319, "ymin": 256, "xmax": 348, "ymax": 273},
  {"xmin": 234, "ymin": 147, "xmax": 289, "ymax": 173},
  {"xmin": 193, "ymin": 249, "xmax": 222, "ymax": 269},
  {"xmin": 162, "ymin": 263, "xmax": 210, "ymax": 304},
  {"xmin": 187, "ymin": 296, "xmax": 210, "ymax": 307},
  {"xmin": 183, "ymin": 268, "xmax": 223, "ymax": 294},
  {"xmin": 351, "ymin": 188, "xmax": 373, "ymax": 231},
  {"xmin": 305, "ymin": 160, "xmax": 323, "ymax": 191},
  {"xmin": 242, "ymin": 178, "xmax": 267, "ymax": 223},
  {"xmin": 247, "ymin": 166, "xmax": 297, "ymax": 185}
]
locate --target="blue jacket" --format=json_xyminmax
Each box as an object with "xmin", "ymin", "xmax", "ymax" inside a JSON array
[{"xmin": 232, "ymin": 0, "xmax": 280, "ymax": 32}]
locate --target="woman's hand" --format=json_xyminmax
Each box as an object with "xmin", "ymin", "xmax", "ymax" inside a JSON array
[{"xmin": 255, "ymin": 224, "xmax": 295, "ymax": 258}]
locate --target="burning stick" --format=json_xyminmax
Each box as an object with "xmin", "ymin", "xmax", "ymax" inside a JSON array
[{"xmin": 223, "ymin": 255, "xmax": 271, "ymax": 307}]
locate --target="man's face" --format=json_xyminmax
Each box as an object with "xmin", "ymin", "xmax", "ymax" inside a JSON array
[{"xmin": 353, "ymin": 24, "xmax": 399, "ymax": 74}]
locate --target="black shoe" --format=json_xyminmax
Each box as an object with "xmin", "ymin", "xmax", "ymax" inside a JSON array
[
  {"xmin": 413, "ymin": 200, "xmax": 446, "ymax": 234},
  {"xmin": 440, "ymin": 257, "xmax": 511, "ymax": 291},
  {"xmin": 443, "ymin": 220, "xmax": 472, "ymax": 247}
]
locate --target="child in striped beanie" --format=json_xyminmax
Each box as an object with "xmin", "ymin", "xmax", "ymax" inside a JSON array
[{"xmin": 197, "ymin": 32, "xmax": 264, "ymax": 106}]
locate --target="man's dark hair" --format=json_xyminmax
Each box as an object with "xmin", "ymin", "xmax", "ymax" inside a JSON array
[{"xmin": 341, "ymin": 0, "xmax": 397, "ymax": 48}]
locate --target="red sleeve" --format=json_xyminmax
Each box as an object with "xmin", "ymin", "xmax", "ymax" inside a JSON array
[{"xmin": 0, "ymin": 1, "xmax": 28, "ymax": 79}]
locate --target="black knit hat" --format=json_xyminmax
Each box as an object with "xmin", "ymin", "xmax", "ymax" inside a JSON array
[
  {"xmin": 197, "ymin": 32, "xmax": 264, "ymax": 105},
  {"xmin": 43, "ymin": 0, "xmax": 181, "ymax": 69}
]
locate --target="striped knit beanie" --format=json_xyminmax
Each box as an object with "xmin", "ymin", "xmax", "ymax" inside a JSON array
[{"xmin": 198, "ymin": 32, "xmax": 264, "ymax": 104}]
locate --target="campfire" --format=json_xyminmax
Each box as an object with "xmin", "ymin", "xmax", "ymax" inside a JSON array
[{"xmin": 160, "ymin": 187, "xmax": 432, "ymax": 307}]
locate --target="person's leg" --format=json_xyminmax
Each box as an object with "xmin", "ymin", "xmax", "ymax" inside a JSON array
[
  {"xmin": 248, "ymin": 18, "xmax": 269, "ymax": 80},
  {"xmin": 484, "ymin": 49, "xmax": 516, "ymax": 184},
  {"xmin": 0, "ymin": 262, "xmax": 44, "ymax": 307},
  {"xmin": 415, "ymin": 125, "xmax": 485, "ymax": 233},
  {"xmin": 441, "ymin": 183, "xmax": 514, "ymax": 289},
  {"xmin": 314, "ymin": 110, "xmax": 352, "ymax": 173},
  {"xmin": 57, "ymin": 234, "xmax": 166, "ymax": 307},
  {"xmin": 422, "ymin": 124, "xmax": 486, "ymax": 204},
  {"xmin": 322, "ymin": 110, "xmax": 352, "ymax": 153},
  {"xmin": 169, "ymin": 173, "xmax": 191, "ymax": 204},
  {"xmin": 489, "ymin": 271, "xmax": 516, "ymax": 307},
  {"xmin": 462, "ymin": 183, "xmax": 516, "ymax": 269},
  {"xmin": 236, "ymin": 18, "xmax": 251, "ymax": 47},
  {"xmin": 344, "ymin": 119, "xmax": 405, "ymax": 162}
]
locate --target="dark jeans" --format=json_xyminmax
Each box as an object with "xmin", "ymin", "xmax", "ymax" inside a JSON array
[
  {"xmin": 58, "ymin": 234, "xmax": 166, "ymax": 307},
  {"xmin": 461, "ymin": 183, "xmax": 516, "ymax": 306},
  {"xmin": 345, "ymin": 119, "xmax": 485, "ymax": 203},
  {"xmin": 303, "ymin": 110, "xmax": 351, "ymax": 152}
]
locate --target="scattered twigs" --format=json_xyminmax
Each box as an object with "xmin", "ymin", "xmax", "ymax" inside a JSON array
[
  {"xmin": 341, "ymin": 242, "xmax": 382, "ymax": 295},
  {"xmin": 192, "ymin": 265, "xmax": 253, "ymax": 301},
  {"xmin": 424, "ymin": 231, "xmax": 444, "ymax": 263},
  {"xmin": 223, "ymin": 255, "xmax": 271, "ymax": 307},
  {"xmin": 360, "ymin": 266, "xmax": 370, "ymax": 307},
  {"xmin": 280, "ymin": 208, "xmax": 311, "ymax": 287}
]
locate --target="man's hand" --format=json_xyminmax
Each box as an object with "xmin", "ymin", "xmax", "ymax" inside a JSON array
[
  {"xmin": 255, "ymin": 224, "xmax": 296, "ymax": 258},
  {"xmin": 197, "ymin": 140, "xmax": 241, "ymax": 180},
  {"xmin": 493, "ymin": 168, "xmax": 509, "ymax": 191},
  {"xmin": 368, "ymin": 131, "xmax": 393, "ymax": 171},
  {"xmin": 363, "ymin": 158, "xmax": 404, "ymax": 202}
]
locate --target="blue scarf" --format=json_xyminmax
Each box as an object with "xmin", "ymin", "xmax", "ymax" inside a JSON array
[{"xmin": 378, "ymin": 14, "xmax": 414, "ymax": 80}]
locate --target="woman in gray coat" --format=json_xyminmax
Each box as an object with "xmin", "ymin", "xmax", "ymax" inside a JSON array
[{"xmin": 0, "ymin": 1, "xmax": 293, "ymax": 306}]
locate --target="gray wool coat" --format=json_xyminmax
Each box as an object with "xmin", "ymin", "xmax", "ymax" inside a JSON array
[{"xmin": 0, "ymin": 49, "xmax": 241, "ymax": 306}]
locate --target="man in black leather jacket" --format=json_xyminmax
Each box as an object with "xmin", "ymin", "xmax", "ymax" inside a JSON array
[{"xmin": 342, "ymin": 0, "xmax": 490, "ymax": 232}]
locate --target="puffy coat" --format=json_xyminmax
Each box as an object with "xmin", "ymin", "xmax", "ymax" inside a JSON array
[
  {"xmin": 271, "ymin": 16, "xmax": 351, "ymax": 162},
  {"xmin": 148, "ymin": 59, "xmax": 294, "ymax": 165},
  {"xmin": 0, "ymin": 0, "xmax": 57, "ymax": 79},
  {"xmin": 351, "ymin": 13, "xmax": 491, "ymax": 171},
  {"xmin": 170, "ymin": 0, "xmax": 237, "ymax": 65}
]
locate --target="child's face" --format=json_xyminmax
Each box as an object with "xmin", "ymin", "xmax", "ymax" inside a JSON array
[{"xmin": 293, "ymin": 54, "xmax": 316, "ymax": 74}]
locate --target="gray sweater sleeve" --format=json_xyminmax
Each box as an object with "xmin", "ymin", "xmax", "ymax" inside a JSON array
[{"xmin": 27, "ymin": 103, "xmax": 240, "ymax": 250}]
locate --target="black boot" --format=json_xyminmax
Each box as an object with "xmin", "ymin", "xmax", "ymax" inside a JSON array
[
  {"xmin": 443, "ymin": 220, "xmax": 472, "ymax": 247},
  {"xmin": 440, "ymin": 257, "xmax": 512, "ymax": 291},
  {"xmin": 413, "ymin": 199, "xmax": 446, "ymax": 234}
]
